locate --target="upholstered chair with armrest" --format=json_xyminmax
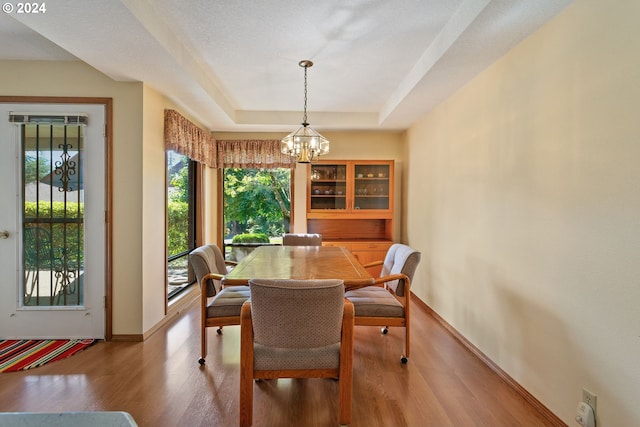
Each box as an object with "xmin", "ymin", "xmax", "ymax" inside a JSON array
[
  {"xmin": 282, "ymin": 233, "xmax": 322, "ymax": 246},
  {"xmin": 189, "ymin": 244, "xmax": 250, "ymax": 365},
  {"xmin": 240, "ymin": 278, "xmax": 354, "ymax": 427},
  {"xmin": 345, "ymin": 243, "xmax": 421, "ymax": 364}
]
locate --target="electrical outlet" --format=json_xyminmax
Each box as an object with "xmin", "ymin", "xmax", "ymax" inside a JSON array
[{"xmin": 582, "ymin": 388, "xmax": 597, "ymax": 412}]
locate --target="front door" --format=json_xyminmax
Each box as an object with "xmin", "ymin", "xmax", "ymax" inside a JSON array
[{"xmin": 0, "ymin": 103, "xmax": 105, "ymax": 339}]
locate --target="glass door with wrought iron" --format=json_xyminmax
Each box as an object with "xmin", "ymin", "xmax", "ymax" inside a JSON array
[
  {"xmin": 0, "ymin": 103, "xmax": 106, "ymax": 340},
  {"xmin": 22, "ymin": 122, "xmax": 85, "ymax": 307}
]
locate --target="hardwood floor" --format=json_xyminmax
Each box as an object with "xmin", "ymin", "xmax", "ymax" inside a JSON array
[{"xmin": 0, "ymin": 299, "xmax": 559, "ymax": 426}]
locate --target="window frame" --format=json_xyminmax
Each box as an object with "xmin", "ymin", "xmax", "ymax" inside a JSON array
[{"xmin": 166, "ymin": 150, "xmax": 198, "ymax": 301}]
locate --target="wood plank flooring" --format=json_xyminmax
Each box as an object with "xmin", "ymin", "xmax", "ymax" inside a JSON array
[{"xmin": 0, "ymin": 299, "xmax": 558, "ymax": 426}]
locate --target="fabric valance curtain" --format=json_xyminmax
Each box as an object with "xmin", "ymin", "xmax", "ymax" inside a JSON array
[
  {"xmin": 164, "ymin": 109, "xmax": 217, "ymax": 168},
  {"xmin": 164, "ymin": 109, "xmax": 293, "ymax": 169},
  {"xmin": 216, "ymin": 139, "xmax": 293, "ymax": 169}
]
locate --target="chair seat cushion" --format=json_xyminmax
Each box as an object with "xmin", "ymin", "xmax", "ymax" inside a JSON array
[
  {"xmin": 254, "ymin": 342, "xmax": 340, "ymax": 371},
  {"xmin": 206, "ymin": 285, "xmax": 251, "ymax": 318},
  {"xmin": 345, "ymin": 286, "xmax": 404, "ymax": 318}
]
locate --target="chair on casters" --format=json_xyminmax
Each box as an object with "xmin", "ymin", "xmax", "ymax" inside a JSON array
[
  {"xmin": 239, "ymin": 278, "xmax": 354, "ymax": 427},
  {"xmin": 345, "ymin": 243, "xmax": 421, "ymax": 364},
  {"xmin": 189, "ymin": 244, "xmax": 249, "ymax": 366},
  {"xmin": 282, "ymin": 233, "xmax": 322, "ymax": 246}
]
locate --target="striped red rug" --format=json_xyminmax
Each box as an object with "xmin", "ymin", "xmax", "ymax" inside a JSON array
[{"xmin": 0, "ymin": 339, "xmax": 95, "ymax": 373}]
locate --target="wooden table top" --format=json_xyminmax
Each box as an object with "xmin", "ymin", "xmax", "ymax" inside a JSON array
[{"xmin": 222, "ymin": 245, "xmax": 374, "ymax": 287}]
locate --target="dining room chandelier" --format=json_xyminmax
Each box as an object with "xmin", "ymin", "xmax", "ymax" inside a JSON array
[{"xmin": 281, "ymin": 60, "xmax": 329, "ymax": 163}]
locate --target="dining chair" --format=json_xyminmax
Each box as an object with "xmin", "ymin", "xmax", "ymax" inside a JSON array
[
  {"xmin": 239, "ymin": 278, "xmax": 354, "ymax": 427},
  {"xmin": 189, "ymin": 244, "xmax": 249, "ymax": 365},
  {"xmin": 282, "ymin": 233, "xmax": 322, "ymax": 246},
  {"xmin": 345, "ymin": 243, "xmax": 421, "ymax": 364}
]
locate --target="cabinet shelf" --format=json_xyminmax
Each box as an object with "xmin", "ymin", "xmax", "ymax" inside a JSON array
[
  {"xmin": 308, "ymin": 160, "xmax": 393, "ymax": 214},
  {"xmin": 307, "ymin": 160, "xmax": 394, "ymax": 243}
]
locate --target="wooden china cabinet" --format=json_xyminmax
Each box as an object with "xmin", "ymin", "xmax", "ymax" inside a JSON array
[{"xmin": 306, "ymin": 160, "xmax": 394, "ymax": 276}]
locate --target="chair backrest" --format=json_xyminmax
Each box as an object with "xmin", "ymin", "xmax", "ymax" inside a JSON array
[
  {"xmin": 282, "ymin": 233, "xmax": 322, "ymax": 246},
  {"xmin": 248, "ymin": 279, "xmax": 344, "ymax": 351},
  {"xmin": 380, "ymin": 244, "xmax": 421, "ymax": 296},
  {"xmin": 189, "ymin": 244, "xmax": 227, "ymax": 297}
]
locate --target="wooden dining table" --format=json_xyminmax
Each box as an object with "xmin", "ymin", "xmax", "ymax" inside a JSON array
[{"xmin": 222, "ymin": 245, "xmax": 374, "ymax": 288}]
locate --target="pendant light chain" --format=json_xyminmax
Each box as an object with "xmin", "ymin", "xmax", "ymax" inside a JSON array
[{"xmin": 302, "ymin": 64, "xmax": 308, "ymax": 126}]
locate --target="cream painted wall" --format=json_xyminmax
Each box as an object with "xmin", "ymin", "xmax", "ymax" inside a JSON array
[
  {"xmin": 0, "ymin": 60, "xmax": 145, "ymax": 336},
  {"xmin": 200, "ymin": 166, "xmax": 219, "ymax": 245},
  {"xmin": 405, "ymin": 0, "xmax": 640, "ymax": 425},
  {"xmin": 212, "ymin": 131, "xmax": 405, "ymax": 239},
  {"xmin": 140, "ymin": 86, "xmax": 215, "ymax": 333},
  {"xmin": 140, "ymin": 85, "xmax": 170, "ymax": 332}
]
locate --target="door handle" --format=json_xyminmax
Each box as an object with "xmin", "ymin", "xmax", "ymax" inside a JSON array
[{"xmin": 0, "ymin": 230, "xmax": 9, "ymax": 239}]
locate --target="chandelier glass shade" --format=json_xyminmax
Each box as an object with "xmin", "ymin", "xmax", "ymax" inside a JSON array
[{"xmin": 281, "ymin": 60, "xmax": 329, "ymax": 163}]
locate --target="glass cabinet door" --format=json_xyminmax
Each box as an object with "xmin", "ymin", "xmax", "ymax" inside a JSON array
[
  {"xmin": 309, "ymin": 164, "xmax": 348, "ymax": 210},
  {"xmin": 353, "ymin": 163, "xmax": 390, "ymax": 211}
]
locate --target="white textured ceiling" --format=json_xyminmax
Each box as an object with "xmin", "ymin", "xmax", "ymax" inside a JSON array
[{"xmin": 1, "ymin": 0, "xmax": 573, "ymax": 132}]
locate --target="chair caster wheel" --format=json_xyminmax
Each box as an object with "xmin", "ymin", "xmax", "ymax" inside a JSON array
[
  {"xmin": 216, "ymin": 328, "xmax": 223, "ymax": 335},
  {"xmin": 401, "ymin": 356, "xmax": 408, "ymax": 364},
  {"xmin": 381, "ymin": 327, "xmax": 389, "ymax": 334},
  {"xmin": 198, "ymin": 358, "xmax": 206, "ymax": 366}
]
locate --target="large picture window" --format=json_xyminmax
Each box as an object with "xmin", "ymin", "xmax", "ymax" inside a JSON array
[
  {"xmin": 166, "ymin": 150, "xmax": 197, "ymax": 299},
  {"xmin": 222, "ymin": 168, "xmax": 292, "ymax": 261}
]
